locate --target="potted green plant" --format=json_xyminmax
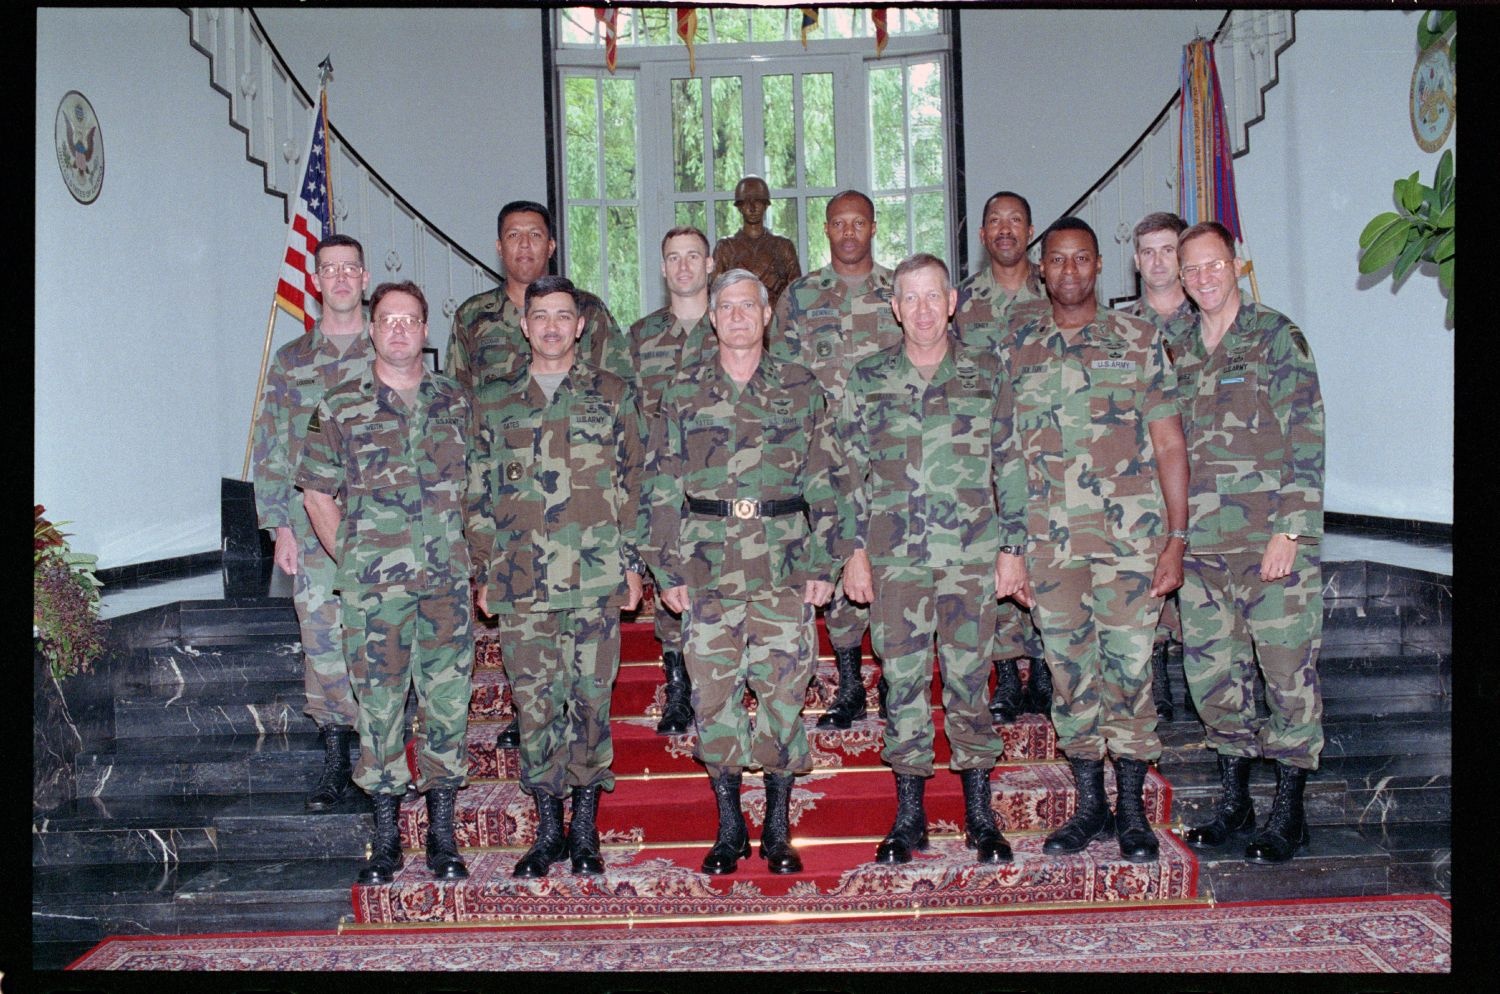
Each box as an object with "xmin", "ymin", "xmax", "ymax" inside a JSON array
[{"xmin": 34, "ymin": 504, "xmax": 106, "ymax": 682}]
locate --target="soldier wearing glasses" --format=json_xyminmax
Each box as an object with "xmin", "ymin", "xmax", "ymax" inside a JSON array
[
  {"xmin": 300, "ymin": 281, "xmax": 475, "ymax": 887},
  {"xmin": 251, "ymin": 234, "xmax": 372, "ymax": 814},
  {"xmin": 644, "ymin": 269, "xmax": 846, "ymax": 878},
  {"xmin": 1173, "ymin": 220, "xmax": 1326, "ymax": 865}
]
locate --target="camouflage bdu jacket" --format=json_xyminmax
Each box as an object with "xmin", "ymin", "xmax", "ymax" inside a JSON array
[
  {"xmin": 446, "ymin": 286, "xmax": 633, "ymax": 392},
  {"xmin": 1174, "ymin": 301, "xmax": 1324, "ymax": 553},
  {"xmin": 770, "ymin": 263, "xmax": 903, "ymax": 401},
  {"xmin": 841, "ymin": 343, "xmax": 1027, "ymax": 567},
  {"xmin": 252, "ymin": 325, "xmax": 374, "ymax": 531},
  {"xmin": 1121, "ymin": 295, "xmax": 1197, "ymax": 353},
  {"xmin": 627, "ymin": 306, "xmax": 716, "ymax": 415},
  {"xmin": 467, "ymin": 361, "xmax": 649, "ymax": 613},
  {"xmin": 296, "ymin": 368, "xmax": 473, "ymax": 590},
  {"xmin": 951, "ymin": 263, "xmax": 1046, "ymax": 356},
  {"xmin": 998, "ymin": 306, "xmax": 1178, "ymax": 564},
  {"xmin": 643, "ymin": 354, "xmax": 847, "ymax": 598}
]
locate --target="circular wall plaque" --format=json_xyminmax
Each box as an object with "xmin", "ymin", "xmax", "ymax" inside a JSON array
[
  {"xmin": 1409, "ymin": 43, "xmax": 1455, "ymax": 153},
  {"xmin": 54, "ymin": 91, "xmax": 104, "ymax": 204}
]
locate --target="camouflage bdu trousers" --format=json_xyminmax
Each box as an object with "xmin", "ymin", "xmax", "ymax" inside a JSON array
[
  {"xmin": 1028, "ymin": 555, "xmax": 1163, "ymax": 763},
  {"xmin": 684, "ymin": 589, "xmax": 817, "ymax": 779},
  {"xmin": 496, "ymin": 608, "xmax": 621, "ymax": 798},
  {"xmin": 1180, "ymin": 547, "xmax": 1324, "ymax": 770},
  {"xmin": 292, "ymin": 513, "xmax": 357, "ymax": 729},
  {"xmin": 342, "ymin": 581, "xmax": 473, "ymax": 795},
  {"xmin": 653, "ymin": 598, "xmax": 683, "ymax": 654},
  {"xmin": 823, "ymin": 584, "xmax": 870, "ymax": 652},
  {"xmin": 872, "ymin": 564, "xmax": 1003, "ymax": 777},
  {"xmin": 992, "ymin": 598, "xmax": 1044, "ymax": 661}
]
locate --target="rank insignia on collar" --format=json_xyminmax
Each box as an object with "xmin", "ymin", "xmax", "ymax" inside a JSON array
[
  {"xmin": 505, "ymin": 461, "xmax": 524, "ymax": 482},
  {"xmin": 307, "ymin": 408, "xmax": 321, "ymax": 433}
]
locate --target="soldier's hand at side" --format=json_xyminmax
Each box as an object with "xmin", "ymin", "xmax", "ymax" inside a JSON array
[
  {"xmin": 804, "ymin": 579, "xmax": 835, "ymax": 607},
  {"xmin": 662, "ymin": 584, "xmax": 691, "ymax": 615},
  {"xmin": 843, "ymin": 550, "xmax": 874, "ymax": 604},
  {"xmin": 623, "ymin": 571, "xmax": 644, "ymax": 611},
  {"xmin": 1259, "ymin": 534, "xmax": 1298, "ymax": 582},
  {"xmin": 1149, "ymin": 541, "xmax": 1185, "ymax": 597},
  {"xmin": 273, "ymin": 526, "xmax": 298, "ymax": 576},
  {"xmin": 996, "ymin": 552, "xmax": 1030, "ymax": 606}
]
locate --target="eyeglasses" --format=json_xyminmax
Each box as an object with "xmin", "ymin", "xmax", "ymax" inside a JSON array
[
  {"xmin": 316, "ymin": 262, "xmax": 364, "ymax": 278},
  {"xmin": 377, "ymin": 314, "xmax": 423, "ymax": 330},
  {"xmin": 1179, "ymin": 259, "xmax": 1232, "ymax": 281}
]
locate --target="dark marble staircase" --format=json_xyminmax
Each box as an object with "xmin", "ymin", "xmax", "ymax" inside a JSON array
[{"xmin": 32, "ymin": 546, "xmax": 1450, "ymax": 969}]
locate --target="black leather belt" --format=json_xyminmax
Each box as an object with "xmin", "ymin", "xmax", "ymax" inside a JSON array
[{"xmin": 685, "ymin": 496, "xmax": 808, "ymax": 520}]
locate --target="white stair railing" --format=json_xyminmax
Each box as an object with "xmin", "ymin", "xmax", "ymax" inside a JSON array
[
  {"xmin": 184, "ymin": 7, "xmax": 499, "ymax": 332},
  {"xmin": 1050, "ymin": 9, "xmax": 1296, "ymax": 304}
]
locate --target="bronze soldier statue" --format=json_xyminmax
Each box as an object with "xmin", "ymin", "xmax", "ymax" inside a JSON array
[{"xmin": 712, "ymin": 176, "xmax": 801, "ymax": 310}]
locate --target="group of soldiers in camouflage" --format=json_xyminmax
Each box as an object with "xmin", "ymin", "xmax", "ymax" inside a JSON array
[{"xmin": 253, "ymin": 182, "xmax": 1324, "ymax": 886}]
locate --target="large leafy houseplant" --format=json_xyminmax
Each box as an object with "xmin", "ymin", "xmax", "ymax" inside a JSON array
[
  {"xmin": 34, "ymin": 505, "xmax": 106, "ymax": 682},
  {"xmin": 1357, "ymin": 10, "xmax": 1455, "ymax": 325}
]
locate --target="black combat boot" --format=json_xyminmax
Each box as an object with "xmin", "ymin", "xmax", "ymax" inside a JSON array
[
  {"xmin": 960, "ymin": 768, "xmax": 1013, "ymax": 864},
  {"xmin": 1112, "ymin": 757, "xmax": 1160, "ymax": 863},
  {"xmin": 568, "ymin": 785, "xmax": 605, "ymax": 875},
  {"xmin": 816, "ymin": 646, "xmax": 867, "ymax": 729},
  {"xmin": 512, "ymin": 792, "xmax": 567, "ymax": 878},
  {"xmin": 988, "ymin": 660, "xmax": 1024, "ymax": 724},
  {"xmin": 759, "ymin": 772, "xmax": 803, "ymax": 874},
  {"xmin": 496, "ymin": 717, "xmax": 520, "ymax": 750},
  {"xmin": 423, "ymin": 786, "xmax": 469, "ymax": 880},
  {"xmin": 356, "ymin": 791, "xmax": 404, "ymax": 885},
  {"xmin": 701, "ymin": 769, "xmax": 751, "ymax": 874},
  {"xmin": 1244, "ymin": 763, "xmax": 1310, "ymax": 864},
  {"xmin": 875, "ymin": 773, "xmax": 930, "ymax": 864},
  {"xmin": 1150, "ymin": 641, "xmax": 1175, "ymax": 722},
  {"xmin": 306, "ymin": 724, "xmax": 355, "ymax": 812},
  {"xmin": 877, "ymin": 672, "xmax": 890, "ymax": 721},
  {"xmin": 655, "ymin": 650, "xmax": 694, "ymax": 735},
  {"xmin": 1023, "ymin": 658, "xmax": 1054, "ymax": 717},
  {"xmin": 1042, "ymin": 756, "xmax": 1115, "ymax": 854},
  {"xmin": 1182, "ymin": 753, "xmax": 1256, "ymax": 850}
]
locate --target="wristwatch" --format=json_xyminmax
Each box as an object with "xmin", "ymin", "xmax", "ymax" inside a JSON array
[
  {"xmin": 999, "ymin": 544, "xmax": 1025, "ymax": 556},
  {"xmin": 1281, "ymin": 532, "xmax": 1300, "ymax": 542},
  {"xmin": 1167, "ymin": 529, "xmax": 1190, "ymax": 543}
]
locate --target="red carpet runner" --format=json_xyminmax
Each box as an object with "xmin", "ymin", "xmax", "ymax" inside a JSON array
[{"xmin": 352, "ymin": 618, "xmax": 1197, "ymax": 925}]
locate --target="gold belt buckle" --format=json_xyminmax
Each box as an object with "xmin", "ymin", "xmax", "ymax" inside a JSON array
[{"xmin": 732, "ymin": 498, "xmax": 760, "ymax": 519}]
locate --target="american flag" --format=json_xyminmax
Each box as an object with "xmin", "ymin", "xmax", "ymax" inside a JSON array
[{"xmin": 274, "ymin": 93, "xmax": 333, "ymax": 332}]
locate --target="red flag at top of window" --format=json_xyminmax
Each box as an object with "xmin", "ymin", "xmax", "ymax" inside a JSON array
[
  {"xmin": 595, "ymin": 7, "xmax": 619, "ymax": 74},
  {"xmin": 676, "ymin": 7, "xmax": 698, "ymax": 75},
  {"xmin": 872, "ymin": 8, "xmax": 889, "ymax": 57}
]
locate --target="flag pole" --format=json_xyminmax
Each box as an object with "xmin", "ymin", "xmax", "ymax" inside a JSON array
[{"xmin": 239, "ymin": 60, "xmax": 335, "ymax": 481}]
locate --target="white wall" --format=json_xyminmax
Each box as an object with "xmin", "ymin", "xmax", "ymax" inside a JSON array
[
  {"xmin": 958, "ymin": 7, "xmax": 1221, "ymax": 262},
  {"xmin": 254, "ymin": 6, "xmax": 547, "ymax": 269},
  {"xmin": 1234, "ymin": 10, "xmax": 1452, "ymax": 523},
  {"xmin": 36, "ymin": 8, "xmax": 287, "ymax": 567}
]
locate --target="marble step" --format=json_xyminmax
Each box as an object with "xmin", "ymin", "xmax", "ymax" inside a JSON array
[
  {"xmin": 121, "ymin": 642, "xmax": 306, "ymax": 691},
  {"xmin": 1358, "ymin": 822, "xmax": 1451, "ymax": 897},
  {"xmin": 107, "ymin": 597, "xmax": 300, "ymax": 650},
  {"xmin": 73, "ymin": 731, "xmax": 330, "ymax": 799},
  {"xmin": 32, "ymin": 857, "xmax": 358, "ymax": 951},
  {"xmin": 1189, "ymin": 825, "xmax": 1395, "ymax": 902},
  {"xmin": 1162, "ymin": 753, "xmax": 1450, "ymax": 829},
  {"xmin": 1158, "ymin": 711, "xmax": 1450, "ymax": 767},
  {"xmin": 112, "ymin": 684, "xmax": 319, "ymax": 738}
]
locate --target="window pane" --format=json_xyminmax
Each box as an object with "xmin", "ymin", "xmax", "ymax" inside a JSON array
[
  {"xmin": 823, "ymin": 10, "xmax": 855, "ymax": 39},
  {"xmin": 763, "ymin": 74, "xmax": 796, "ymax": 189},
  {"xmin": 564, "ymin": 76, "xmax": 599, "ymax": 200},
  {"xmin": 869, "ymin": 66, "xmax": 905, "ymax": 190},
  {"xmin": 603, "ymin": 78, "xmax": 637, "ymax": 199},
  {"xmin": 751, "ymin": 6, "xmax": 787, "ymax": 42},
  {"xmin": 711, "ymin": 76, "xmax": 744, "ymax": 194},
  {"xmin": 568, "ymin": 205, "xmax": 601, "ymax": 297},
  {"xmin": 806, "ymin": 194, "xmax": 832, "ymax": 270},
  {"xmin": 714, "ymin": 199, "xmax": 738, "ymax": 245},
  {"xmin": 559, "ymin": 9, "xmax": 595, "ymax": 45},
  {"xmin": 902, "ymin": 8, "xmax": 941, "ymax": 33},
  {"xmin": 875, "ymin": 194, "xmax": 908, "ymax": 267},
  {"xmin": 606, "ymin": 206, "xmax": 640, "ymax": 326},
  {"xmin": 909, "ymin": 62, "xmax": 944, "ymax": 188},
  {"xmin": 802, "ymin": 73, "xmax": 836, "ymax": 188},
  {"xmin": 672, "ymin": 78, "xmax": 704, "ymax": 194},
  {"xmin": 768, "ymin": 197, "xmax": 800, "ymax": 252},
  {"xmin": 912, "ymin": 191, "xmax": 946, "ymax": 261},
  {"xmin": 712, "ymin": 9, "xmax": 749, "ymax": 44},
  {"xmin": 632, "ymin": 7, "xmax": 673, "ymax": 46},
  {"xmin": 676, "ymin": 201, "xmax": 707, "ymax": 235}
]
